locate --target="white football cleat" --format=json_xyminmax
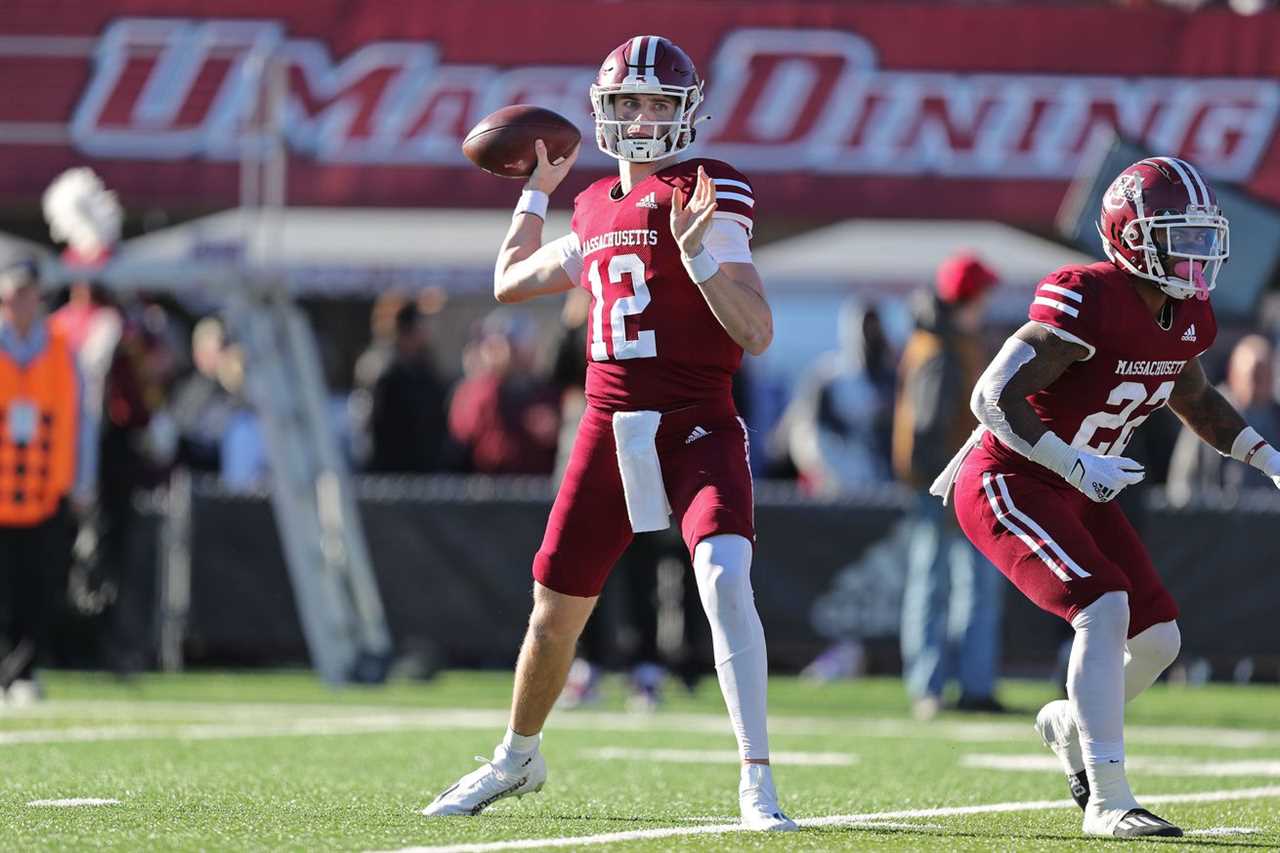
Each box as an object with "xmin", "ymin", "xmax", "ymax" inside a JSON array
[
  {"xmin": 1034, "ymin": 700, "xmax": 1089, "ymax": 810},
  {"xmin": 739, "ymin": 764, "xmax": 798, "ymax": 832},
  {"xmin": 1084, "ymin": 805, "xmax": 1182, "ymax": 838},
  {"xmin": 422, "ymin": 746, "xmax": 546, "ymax": 817}
]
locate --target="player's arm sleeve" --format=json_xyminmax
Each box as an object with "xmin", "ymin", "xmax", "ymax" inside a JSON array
[
  {"xmin": 545, "ymin": 232, "xmax": 583, "ymax": 281},
  {"xmin": 1026, "ymin": 270, "xmax": 1099, "ymax": 361},
  {"xmin": 708, "ymin": 168, "xmax": 755, "ymax": 240},
  {"xmin": 702, "ymin": 219, "xmax": 752, "ymax": 264},
  {"xmin": 970, "ymin": 322, "xmax": 1088, "ymax": 458}
]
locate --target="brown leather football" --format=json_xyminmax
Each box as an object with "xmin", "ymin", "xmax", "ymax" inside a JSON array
[{"xmin": 462, "ymin": 105, "xmax": 582, "ymax": 179}]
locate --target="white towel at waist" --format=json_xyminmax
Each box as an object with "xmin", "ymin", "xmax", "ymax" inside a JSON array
[
  {"xmin": 929, "ymin": 426, "xmax": 986, "ymax": 506},
  {"xmin": 612, "ymin": 410, "xmax": 671, "ymax": 532}
]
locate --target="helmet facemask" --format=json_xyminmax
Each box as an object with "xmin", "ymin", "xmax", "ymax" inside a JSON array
[
  {"xmin": 590, "ymin": 81, "xmax": 703, "ymax": 163},
  {"xmin": 1116, "ymin": 207, "xmax": 1230, "ymax": 301}
]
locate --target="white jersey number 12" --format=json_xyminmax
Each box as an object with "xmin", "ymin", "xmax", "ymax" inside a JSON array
[{"xmin": 588, "ymin": 253, "xmax": 657, "ymax": 361}]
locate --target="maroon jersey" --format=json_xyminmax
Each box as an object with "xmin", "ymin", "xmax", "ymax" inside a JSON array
[
  {"xmin": 567, "ymin": 158, "xmax": 754, "ymax": 412},
  {"xmin": 982, "ymin": 261, "xmax": 1216, "ymax": 475}
]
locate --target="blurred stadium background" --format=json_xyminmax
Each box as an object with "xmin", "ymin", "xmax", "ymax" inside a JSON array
[{"xmin": 2, "ymin": 1, "xmax": 1280, "ymax": 847}]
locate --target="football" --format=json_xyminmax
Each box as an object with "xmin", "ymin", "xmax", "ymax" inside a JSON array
[{"xmin": 461, "ymin": 105, "xmax": 582, "ymax": 178}]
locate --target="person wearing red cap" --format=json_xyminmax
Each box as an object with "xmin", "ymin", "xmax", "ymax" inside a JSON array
[{"xmin": 892, "ymin": 252, "xmax": 1004, "ymax": 719}]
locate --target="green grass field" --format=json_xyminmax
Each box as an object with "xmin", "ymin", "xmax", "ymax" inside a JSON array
[{"xmin": 3, "ymin": 671, "xmax": 1278, "ymax": 851}]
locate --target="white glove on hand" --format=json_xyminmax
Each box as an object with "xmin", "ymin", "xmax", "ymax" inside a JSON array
[
  {"xmin": 1030, "ymin": 432, "xmax": 1145, "ymax": 503},
  {"xmin": 1251, "ymin": 446, "xmax": 1280, "ymax": 490},
  {"xmin": 1231, "ymin": 427, "xmax": 1280, "ymax": 490}
]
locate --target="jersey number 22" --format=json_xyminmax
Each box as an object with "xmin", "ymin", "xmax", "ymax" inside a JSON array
[{"xmin": 1072, "ymin": 380, "xmax": 1175, "ymax": 455}]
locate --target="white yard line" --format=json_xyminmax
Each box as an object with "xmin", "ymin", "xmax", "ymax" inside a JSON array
[
  {"xmin": 0, "ymin": 700, "xmax": 442, "ymax": 721},
  {"xmin": 964, "ymin": 753, "xmax": 1280, "ymax": 777},
  {"xmin": 376, "ymin": 786, "xmax": 1280, "ymax": 853},
  {"xmin": 3, "ymin": 704, "xmax": 1278, "ymax": 750},
  {"xmin": 582, "ymin": 747, "xmax": 857, "ymax": 766},
  {"xmin": 1186, "ymin": 827, "xmax": 1262, "ymax": 836},
  {"xmin": 27, "ymin": 798, "xmax": 120, "ymax": 807},
  {"xmin": 0, "ymin": 713, "xmax": 513, "ymax": 746}
]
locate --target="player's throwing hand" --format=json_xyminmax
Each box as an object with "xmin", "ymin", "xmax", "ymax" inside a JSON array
[
  {"xmin": 670, "ymin": 165, "xmax": 717, "ymax": 258},
  {"xmin": 526, "ymin": 138, "xmax": 580, "ymax": 195}
]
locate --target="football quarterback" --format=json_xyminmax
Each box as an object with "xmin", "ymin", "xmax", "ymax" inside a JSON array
[{"xmin": 422, "ymin": 35, "xmax": 794, "ymax": 832}]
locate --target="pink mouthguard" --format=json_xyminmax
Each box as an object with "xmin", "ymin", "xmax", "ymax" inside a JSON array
[{"xmin": 1174, "ymin": 261, "xmax": 1210, "ymax": 301}]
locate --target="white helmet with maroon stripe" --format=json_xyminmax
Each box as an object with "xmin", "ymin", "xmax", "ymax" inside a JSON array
[
  {"xmin": 1097, "ymin": 156, "xmax": 1230, "ymax": 301},
  {"xmin": 590, "ymin": 36, "xmax": 704, "ymax": 163}
]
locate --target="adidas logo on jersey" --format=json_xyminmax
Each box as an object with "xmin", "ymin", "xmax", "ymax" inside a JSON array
[
  {"xmin": 1181, "ymin": 324, "xmax": 1197, "ymax": 342},
  {"xmin": 686, "ymin": 426, "xmax": 710, "ymax": 444},
  {"xmin": 635, "ymin": 191, "xmax": 658, "ymax": 209}
]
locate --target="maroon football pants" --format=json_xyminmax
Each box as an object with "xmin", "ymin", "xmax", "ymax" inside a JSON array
[
  {"xmin": 952, "ymin": 445, "xmax": 1176, "ymax": 637},
  {"xmin": 533, "ymin": 398, "xmax": 754, "ymax": 598}
]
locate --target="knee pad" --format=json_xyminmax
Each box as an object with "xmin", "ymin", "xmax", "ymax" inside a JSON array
[
  {"xmin": 1072, "ymin": 590, "xmax": 1130, "ymax": 636},
  {"xmin": 692, "ymin": 535, "xmax": 762, "ymax": 664},
  {"xmin": 692, "ymin": 534, "xmax": 754, "ymax": 613},
  {"xmin": 1070, "ymin": 589, "xmax": 1131, "ymax": 648},
  {"xmin": 1127, "ymin": 620, "xmax": 1180, "ymax": 670}
]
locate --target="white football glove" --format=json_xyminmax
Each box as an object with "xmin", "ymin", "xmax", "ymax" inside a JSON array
[
  {"xmin": 1249, "ymin": 447, "xmax": 1280, "ymax": 490},
  {"xmin": 1030, "ymin": 433, "xmax": 1145, "ymax": 503},
  {"xmin": 1062, "ymin": 451, "xmax": 1146, "ymax": 503},
  {"xmin": 1231, "ymin": 427, "xmax": 1280, "ymax": 490}
]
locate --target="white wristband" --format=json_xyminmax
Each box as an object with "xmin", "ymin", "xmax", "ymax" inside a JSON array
[
  {"xmin": 1029, "ymin": 431, "xmax": 1078, "ymax": 479},
  {"xmin": 1231, "ymin": 426, "xmax": 1280, "ymax": 474},
  {"xmin": 681, "ymin": 247, "xmax": 719, "ymax": 284},
  {"xmin": 514, "ymin": 189, "xmax": 548, "ymax": 221}
]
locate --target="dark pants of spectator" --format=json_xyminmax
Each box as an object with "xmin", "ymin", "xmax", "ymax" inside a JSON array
[
  {"xmin": 578, "ymin": 528, "xmax": 708, "ymax": 687},
  {"xmin": 100, "ymin": 493, "xmax": 157, "ymax": 674},
  {"xmin": 0, "ymin": 510, "xmax": 67, "ymax": 683}
]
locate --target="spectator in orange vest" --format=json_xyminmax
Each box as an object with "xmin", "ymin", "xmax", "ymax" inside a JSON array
[{"xmin": 0, "ymin": 258, "xmax": 96, "ymax": 704}]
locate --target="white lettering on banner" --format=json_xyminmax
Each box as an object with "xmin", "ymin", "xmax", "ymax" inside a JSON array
[
  {"xmin": 35, "ymin": 18, "xmax": 1278, "ymax": 180},
  {"xmin": 70, "ymin": 19, "xmax": 286, "ymax": 159}
]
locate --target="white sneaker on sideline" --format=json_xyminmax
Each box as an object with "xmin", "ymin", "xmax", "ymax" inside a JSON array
[
  {"xmin": 422, "ymin": 745, "xmax": 546, "ymax": 817},
  {"xmin": 739, "ymin": 764, "xmax": 798, "ymax": 831},
  {"xmin": 1034, "ymin": 699, "xmax": 1089, "ymax": 809}
]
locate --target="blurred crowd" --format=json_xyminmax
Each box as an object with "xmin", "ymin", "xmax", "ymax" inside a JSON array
[{"xmin": 11, "ymin": 252, "xmax": 1272, "ymax": 507}]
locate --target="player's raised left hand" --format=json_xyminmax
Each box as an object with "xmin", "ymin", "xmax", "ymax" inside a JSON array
[{"xmin": 671, "ymin": 165, "xmax": 717, "ymax": 258}]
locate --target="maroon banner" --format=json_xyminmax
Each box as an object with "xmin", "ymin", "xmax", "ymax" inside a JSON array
[{"xmin": 3, "ymin": 1, "xmax": 1280, "ymax": 226}]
